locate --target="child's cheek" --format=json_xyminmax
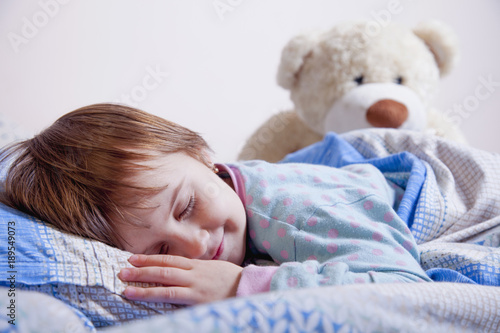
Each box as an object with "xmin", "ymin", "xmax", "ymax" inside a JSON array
[{"xmin": 201, "ymin": 176, "xmax": 225, "ymax": 203}]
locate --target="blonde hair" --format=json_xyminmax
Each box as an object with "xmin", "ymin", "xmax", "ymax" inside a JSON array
[{"xmin": 0, "ymin": 103, "xmax": 212, "ymax": 248}]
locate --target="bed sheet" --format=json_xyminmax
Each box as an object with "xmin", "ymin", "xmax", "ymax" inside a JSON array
[{"xmin": 103, "ymin": 282, "xmax": 499, "ymax": 333}]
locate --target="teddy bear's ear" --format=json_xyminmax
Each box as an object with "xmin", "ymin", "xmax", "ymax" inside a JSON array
[
  {"xmin": 413, "ymin": 20, "xmax": 459, "ymax": 77},
  {"xmin": 276, "ymin": 33, "xmax": 318, "ymax": 90}
]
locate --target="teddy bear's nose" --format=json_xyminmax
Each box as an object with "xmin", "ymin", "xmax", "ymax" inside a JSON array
[{"xmin": 366, "ymin": 99, "xmax": 408, "ymax": 128}]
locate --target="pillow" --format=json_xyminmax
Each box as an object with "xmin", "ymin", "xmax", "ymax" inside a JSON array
[
  {"xmin": 0, "ymin": 203, "xmax": 176, "ymax": 329},
  {"xmin": 0, "ymin": 286, "xmax": 91, "ymax": 333}
]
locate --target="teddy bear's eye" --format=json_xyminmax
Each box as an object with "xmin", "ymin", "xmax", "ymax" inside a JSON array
[
  {"xmin": 395, "ymin": 76, "xmax": 404, "ymax": 84},
  {"xmin": 354, "ymin": 75, "xmax": 364, "ymax": 85}
]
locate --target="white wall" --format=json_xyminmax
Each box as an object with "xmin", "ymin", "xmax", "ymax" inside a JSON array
[{"xmin": 1, "ymin": 0, "xmax": 499, "ymax": 162}]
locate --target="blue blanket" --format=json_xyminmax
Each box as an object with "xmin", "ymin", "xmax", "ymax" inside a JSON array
[{"xmin": 282, "ymin": 130, "xmax": 500, "ymax": 286}]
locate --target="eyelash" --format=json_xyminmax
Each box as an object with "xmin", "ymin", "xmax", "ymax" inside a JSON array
[
  {"xmin": 156, "ymin": 195, "xmax": 196, "ymax": 255},
  {"xmin": 179, "ymin": 195, "xmax": 196, "ymax": 220}
]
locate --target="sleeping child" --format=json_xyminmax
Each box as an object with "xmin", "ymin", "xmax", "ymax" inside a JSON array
[{"xmin": 0, "ymin": 103, "xmax": 431, "ymax": 305}]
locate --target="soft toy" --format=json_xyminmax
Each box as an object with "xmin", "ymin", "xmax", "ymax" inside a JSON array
[{"xmin": 238, "ymin": 20, "xmax": 466, "ymax": 162}]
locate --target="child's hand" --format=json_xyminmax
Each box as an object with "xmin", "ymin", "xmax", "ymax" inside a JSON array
[{"xmin": 118, "ymin": 254, "xmax": 243, "ymax": 305}]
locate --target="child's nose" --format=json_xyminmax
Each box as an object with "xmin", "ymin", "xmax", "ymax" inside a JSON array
[{"xmin": 176, "ymin": 227, "xmax": 210, "ymax": 259}]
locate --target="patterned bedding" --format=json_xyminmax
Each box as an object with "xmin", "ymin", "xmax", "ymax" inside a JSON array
[{"xmin": 284, "ymin": 129, "xmax": 500, "ymax": 286}]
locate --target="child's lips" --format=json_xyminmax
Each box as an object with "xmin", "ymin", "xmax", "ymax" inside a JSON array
[{"xmin": 212, "ymin": 237, "xmax": 224, "ymax": 260}]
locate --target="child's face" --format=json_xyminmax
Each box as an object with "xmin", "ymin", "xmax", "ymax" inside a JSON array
[{"xmin": 117, "ymin": 152, "xmax": 247, "ymax": 266}]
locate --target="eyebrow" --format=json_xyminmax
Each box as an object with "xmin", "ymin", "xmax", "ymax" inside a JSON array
[{"xmin": 142, "ymin": 178, "xmax": 184, "ymax": 255}]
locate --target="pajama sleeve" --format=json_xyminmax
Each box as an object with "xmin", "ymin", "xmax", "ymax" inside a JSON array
[
  {"xmin": 231, "ymin": 160, "xmax": 431, "ymax": 297},
  {"xmin": 237, "ymin": 259, "xmax": 426, "ymax": 297}
]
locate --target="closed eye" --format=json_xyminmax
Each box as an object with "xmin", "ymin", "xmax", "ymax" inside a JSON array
[{"xmin": 179, "ymin": 195, "xmax": 196, "ymax": 220}]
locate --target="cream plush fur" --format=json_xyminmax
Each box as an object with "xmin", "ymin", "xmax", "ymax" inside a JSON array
[{"xmin": 239, "ymin": 20, "xmax": 466, "ymax": 162}]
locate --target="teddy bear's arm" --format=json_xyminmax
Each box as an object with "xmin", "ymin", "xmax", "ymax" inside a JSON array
[
  {"xmin": 426, "ymin": 107, "xmax": 467, "ymax": 144},
  {"xmin": 238, "ymin": 110, "xmax": 323, "ymax": 162}
]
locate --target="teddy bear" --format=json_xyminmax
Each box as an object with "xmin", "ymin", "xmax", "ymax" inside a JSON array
[{"xmin": 238, "ymin": 20, "xmax": 466, "ymax": 162}]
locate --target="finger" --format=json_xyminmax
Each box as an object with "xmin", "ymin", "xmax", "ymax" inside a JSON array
[
  {"xmin": 123, "ymin": 286, "xmax": 198, "ymax": 305},
  {"xmin": 119, "ymin": 266, "xmax": 190, "ymax": 286},
  {"xmin": 128, "ymin": 254, "xmax": 192, "ymax": 269}
]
